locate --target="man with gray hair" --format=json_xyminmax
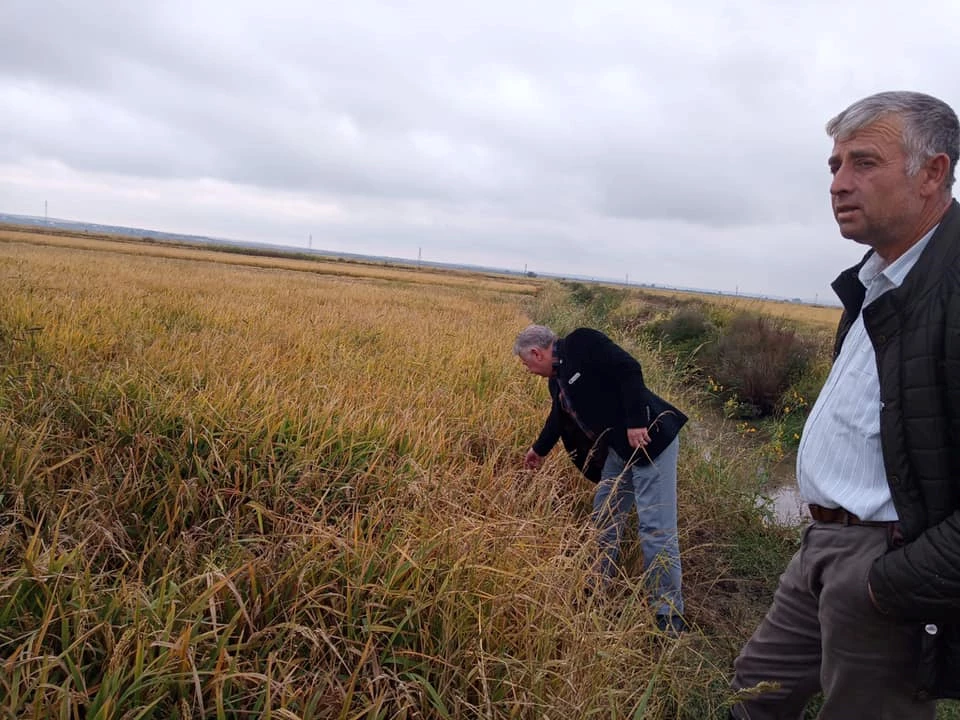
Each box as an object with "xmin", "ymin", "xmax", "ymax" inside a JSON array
[
  {"xmin": 731, "ymin": 91, "xmax": 960, "ymax": 717},
  {"xmin": 514, "ymin": 324, "xmax": 688, "ymax": 633}
]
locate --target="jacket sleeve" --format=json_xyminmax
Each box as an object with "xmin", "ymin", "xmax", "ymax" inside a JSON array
[
  {"xmin": 582, "ymin": 329, "xmax": 649, "ymax": 427},
  {"xmin": 869, "ymin": 511, "xmax": 960, "ymax": 620},
  {"xmin": 869, "ymin": 290, "xmax": 960, "ymax": 620},
  {"xmin": 531, "ymin": 382, "xmax": 562, "ymax": 457}
]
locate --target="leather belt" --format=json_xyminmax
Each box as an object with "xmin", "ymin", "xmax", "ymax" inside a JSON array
[{"xmin": 808, "ymin": 503, "xmax": 897, "ymax": 528}]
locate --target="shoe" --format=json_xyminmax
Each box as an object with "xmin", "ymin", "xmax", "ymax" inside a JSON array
[
  {"xmin": 655, "ymin": 613, "xmax": 688, "ymax": 636},
  {"xmin": 570, "ymin": 580, "xmax": 594, "ymax": 611}
]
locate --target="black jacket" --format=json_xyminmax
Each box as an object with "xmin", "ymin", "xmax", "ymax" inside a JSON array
[
  {"xmin": 832, "ymin": 200, "xmax": 960, "ymax": 699},
  {"xmin": 531, "ymin": 328, "xmax": 687, "ymax": 477}
]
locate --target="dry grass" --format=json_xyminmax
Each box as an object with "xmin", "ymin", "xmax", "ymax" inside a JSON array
[
  {"xmin": 0, "ymin": 225, "xmax": 540, "ymax": 296},
  {"xmin": 629, "ymin": 286, "xmax": 842, "ymax": 330},
  {"xmin": 0, "ymin": 231, "xmax": 796, "ymax": 718}
]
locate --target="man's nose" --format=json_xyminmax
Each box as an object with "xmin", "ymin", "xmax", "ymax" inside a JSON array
[{"xmin": 830, "ymin": 163, "xmax": 851, "ymax": 196}]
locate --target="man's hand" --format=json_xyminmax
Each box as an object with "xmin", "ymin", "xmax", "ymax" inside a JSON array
[
  {"xmin": 867, "ymin": 579, "xmax": 887, "ymax": 614},
  {"xmin": 524, "ymin": 448, "xmax": 544, "ymax": 470},
  {"xmin": 627, "ymin": 427, "xmax": 651, "ymax": 449}
]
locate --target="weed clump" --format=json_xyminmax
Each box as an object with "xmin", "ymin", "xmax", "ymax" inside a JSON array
[
  {"xmin": 562, "ymin": 282, "xmax": 627, "ymax": 326},
  {"xmin": 699, "ymin": 314, "xmax": 815, "ymax": 418},
  {"xmin": 646, "ymin": 305, "xmax": 716, "ymax": 362},
  {"xmin": 646, "ymin": 306, "xmax": 819, "ymax": 422}
]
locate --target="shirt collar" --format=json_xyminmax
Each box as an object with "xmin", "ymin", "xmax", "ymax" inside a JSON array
[{"xmin": 858, "ymin": 224, "xmax": 938, "ymax": 290}]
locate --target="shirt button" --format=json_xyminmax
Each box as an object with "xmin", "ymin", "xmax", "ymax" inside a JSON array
[
  {"xmin": 889, "ymin": 475, "xmax": 899, "ymax": 486},
  {"xmin": 877, "ymin": 334, "xmax": 887, "ymax": 343}
]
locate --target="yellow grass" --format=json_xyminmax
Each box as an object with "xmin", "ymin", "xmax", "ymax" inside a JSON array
[
  {"xmin": 0, "ymin": 229, "xmax": 795, "ymax": 718},
  {"xmin": 0, "ymin": 224, "xmax": 540, "ymax": 296},
  {"xmin": 631, "ymin": 285, "xmax": 842, "ymax": 330}
]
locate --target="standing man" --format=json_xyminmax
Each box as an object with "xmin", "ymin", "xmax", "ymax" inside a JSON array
[
  {"xmin": 514, "ymin": 324, "xmax": 688, "ymax": 632},
  {"xmin": 731, "ymin": 91, "xmax": 960, "ymax": 718}
]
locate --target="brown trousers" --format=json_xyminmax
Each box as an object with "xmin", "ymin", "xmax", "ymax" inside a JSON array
[{"xmin": 731, "ymin": 522, "xmax": 936, "ymax": 719}]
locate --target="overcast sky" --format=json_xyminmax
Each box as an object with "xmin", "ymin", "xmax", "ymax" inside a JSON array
[{"xmin": 2, "ymin": 1, "xmax": 958, "ymax": 301}]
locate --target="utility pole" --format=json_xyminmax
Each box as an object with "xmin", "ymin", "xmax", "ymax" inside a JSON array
[
  {"xmin": 418, "ymin": 247, "xmax": 422, "ymax": 268},
  {"xmin": 44, "ymin": 200, "xmax": 48, "ymax": 223}
]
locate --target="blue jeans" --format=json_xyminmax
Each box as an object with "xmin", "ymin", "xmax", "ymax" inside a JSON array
[{"xmin": 593, "ymin": 437, "xmax": 684, "ymax": 615}]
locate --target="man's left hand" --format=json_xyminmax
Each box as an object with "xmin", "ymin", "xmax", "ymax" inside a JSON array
[
  {"xmin": 627, "ymin": 427, "xmax": 651, "ymax": 449},
  {"xmin": 867, "ymin": 579, "xmax": 887, "ymax": 614}
]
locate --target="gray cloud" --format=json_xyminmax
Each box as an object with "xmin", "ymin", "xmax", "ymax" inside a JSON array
[{"xmin": 2, "ymin": 0, "xmax": 959, "ymax": 300}]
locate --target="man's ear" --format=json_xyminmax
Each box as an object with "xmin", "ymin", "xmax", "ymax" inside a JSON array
[{"xmin": 920, "ymin": 152, "xmax": 951, "ymax": 196}]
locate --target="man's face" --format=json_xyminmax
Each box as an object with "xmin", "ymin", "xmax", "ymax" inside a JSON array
[
  {"xmin": 519, "ymin": 346, "xmax": 554, "ymax": 377},
  {"xmin": 828, "ymin": 116, "xmax": 927, "ymax": 255}
]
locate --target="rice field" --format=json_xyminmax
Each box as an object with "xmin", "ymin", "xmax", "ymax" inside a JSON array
[
  {"xmin": 0, "ymin": 230, "xmax": 829, "ymax": 718},
  {"xmin": 0, "ymin": 225, "xmax": 540, "ymax": 296}
]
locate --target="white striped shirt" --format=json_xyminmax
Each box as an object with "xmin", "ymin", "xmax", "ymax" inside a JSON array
[{"xmin": 796, "ymin": 227, "xmax": 936, "ymax": 521}]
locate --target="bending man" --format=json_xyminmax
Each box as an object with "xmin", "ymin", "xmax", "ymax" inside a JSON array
[{"xmin": 515, "ymin": 324, "xmax": 688, "ymax": 632}]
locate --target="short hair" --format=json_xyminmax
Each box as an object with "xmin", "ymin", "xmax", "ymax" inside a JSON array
[
  {"xmin": 513, "ymin": 324, "xmax": 557, "ymax": 356},
  {"xmin": 826, "ymin": 91, "xmax": 959, "ymax": 190}
]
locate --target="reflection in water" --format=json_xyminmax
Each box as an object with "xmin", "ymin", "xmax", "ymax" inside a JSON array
[
  {"xmin": 758, "ymin": 450, "xmax": 809, "ymax": 526},
  {"xmin": 768, "ymin": 483, "xmax": 809, "ymax": 526}
]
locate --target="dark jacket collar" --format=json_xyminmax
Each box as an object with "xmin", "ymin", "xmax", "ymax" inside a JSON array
[
  {"xmin": 832, "ymin": 199, "xmax": 960, "ymax": 317},
  {"xmin": 551, "ymin": 337, "xmax": 566, "ymax": 375}
]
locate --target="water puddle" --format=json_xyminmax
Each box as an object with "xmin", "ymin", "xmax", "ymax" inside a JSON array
[
  {"xmin": 764, "ymin": 483, "xmax": 809, "ymax": 526},
  {"xmin": 757, "ymin": 451, "xmax": 809, "ymax": 526}
]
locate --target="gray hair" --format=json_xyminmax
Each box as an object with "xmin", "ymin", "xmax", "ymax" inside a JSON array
[
  {"xmin": 826, "ymin": 91, "xmax": 959, "ymax": 190},
  {"xmin": 513, "ymin": 324, "xmax": 557, "ymax": 356}
]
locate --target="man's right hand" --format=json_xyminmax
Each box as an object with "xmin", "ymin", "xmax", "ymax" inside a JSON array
[{"xmin": 524, "ymin": 448, "xmax": 543, "ymax": 470}]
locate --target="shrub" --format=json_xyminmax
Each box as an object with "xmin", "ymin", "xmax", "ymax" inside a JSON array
[
  {"xmin": 653, "ymin": 307, "xmax": 714, "ymax": 353},
  {"xmin": 562, "ymin": 282, "xmax": 626, "ymax": 325},
  {"xmin": 699, "ymin": 313, "xmax": 815, "ymax": 418}
]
